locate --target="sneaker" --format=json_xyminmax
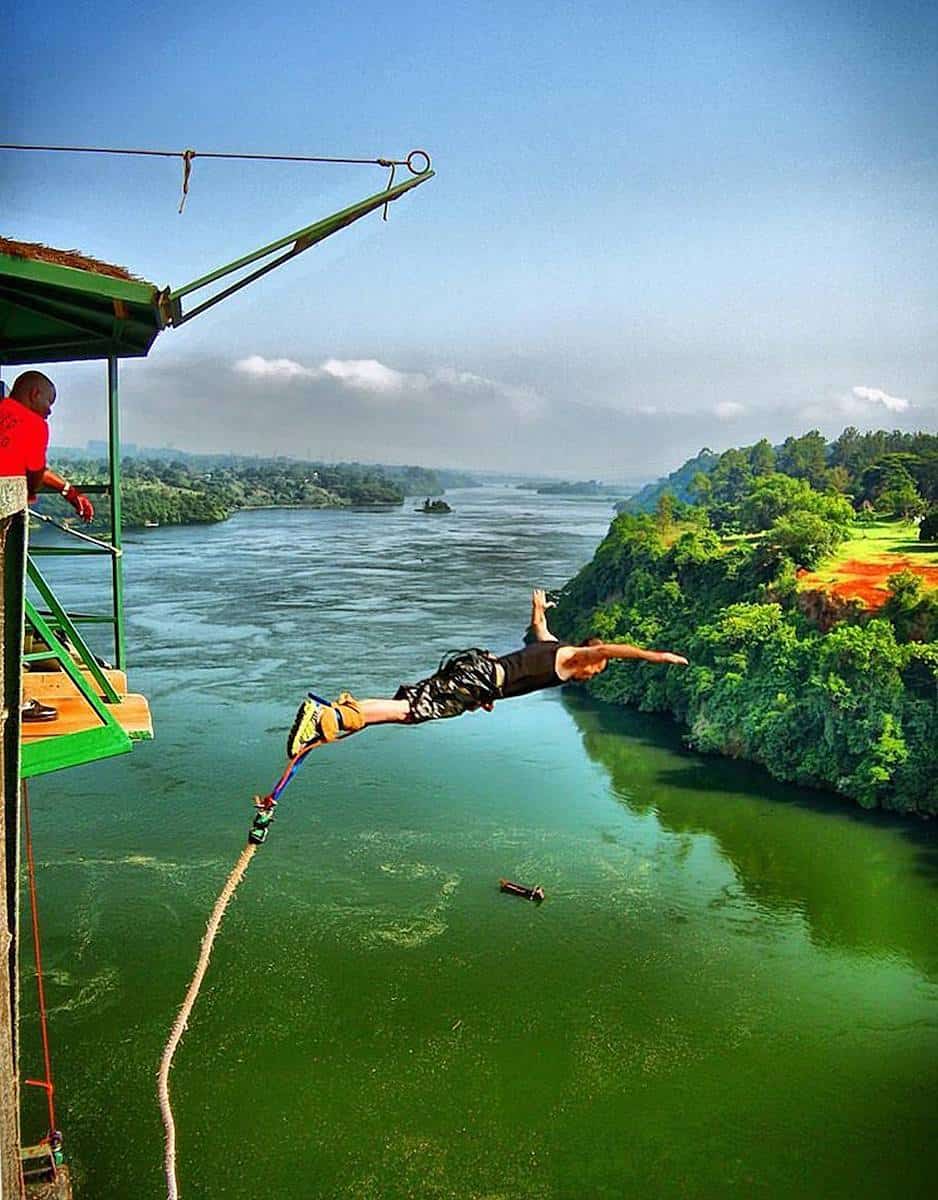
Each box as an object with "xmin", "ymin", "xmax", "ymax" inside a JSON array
[
  {"xmin": 22, "ymin": 698, "xmax": 58, "ymax": 723},
  {"xmin": 286, "ymin": 696, "xmax": 339, "ymax": 758}
]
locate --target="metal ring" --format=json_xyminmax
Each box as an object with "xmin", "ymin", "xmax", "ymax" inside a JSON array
[{"xmin": 406, "ymin": 149, "xmax": 431, "ymax": 175}]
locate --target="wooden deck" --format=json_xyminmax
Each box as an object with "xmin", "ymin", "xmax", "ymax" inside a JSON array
[{"xmin": 21, "ymin": 669, "xmax": 152, "ymax": 745}]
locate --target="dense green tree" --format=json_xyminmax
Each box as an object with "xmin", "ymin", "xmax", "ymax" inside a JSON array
[
  {"xmin": 776, "ymin": 430, "xmax": 828, "ymax": 489},
  {"xmin": 873, "ymin": 461, "xmax": 926, "ymax": 519},
  {"xmin": 748, "ymin": 438, "xmax": 776, "ymax": 476},
  {"xmin": 655, "ymin": 491, "xmax": 677, "ymax": 532},
  {"xmin": 688, "ymin": 471, "xmax": 713, "ymax": 506},
  {"xmin": 825, "ymin": 464, "xmax": 851, "ymax": 494},
  {"xmin": 763, "ymin": 511, "xmax": 842, "ymax": 568},
  {"xmin": 739, "ymin": 474, "xmax": 809, "ymax": 530},
  {"xmin": 709, "ymin": 448, "xmax": 752, "ymax": 504},
  {"xmin": 881, "ymin": 571, "xmax": 938, "ymax": 643}
]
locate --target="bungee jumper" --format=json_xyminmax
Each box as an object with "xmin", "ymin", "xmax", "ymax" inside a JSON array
[{"xmin": 287, "ymin": 588, "xmax": 689, "ymax": 757}]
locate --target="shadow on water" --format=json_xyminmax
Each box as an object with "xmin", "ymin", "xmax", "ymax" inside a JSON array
[{"xmin": 563, "ymin": 690, "xmax": 938, "ymax": 974}]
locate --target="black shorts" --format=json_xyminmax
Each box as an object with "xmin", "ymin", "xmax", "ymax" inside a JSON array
[{"xmin": 394, "ymin": 648, "xmax": 501, "ymax": 724}]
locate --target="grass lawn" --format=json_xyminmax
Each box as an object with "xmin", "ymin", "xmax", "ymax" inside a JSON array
[{"xmin": 798, "ymin": 517, "xmax": 938, "ymax": 608}]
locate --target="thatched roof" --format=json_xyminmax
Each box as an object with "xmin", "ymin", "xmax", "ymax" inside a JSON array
[{"xmin": 0, "ymin": 237, "xmax": 139, "ymax": 281}]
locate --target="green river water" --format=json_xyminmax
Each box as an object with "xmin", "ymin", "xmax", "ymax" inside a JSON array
[{"xmin": 23, "ymin": 488, "xmax": 938, "ymax": 1198}]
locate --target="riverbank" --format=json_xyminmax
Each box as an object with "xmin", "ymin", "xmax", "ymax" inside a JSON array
[
  {"xmin": 42, "ymin": 455, "xmax": 413, "ymax": 533},
  {"xmin": 554, "ymin": 510, "xmax": 937, "ymax": 814}
]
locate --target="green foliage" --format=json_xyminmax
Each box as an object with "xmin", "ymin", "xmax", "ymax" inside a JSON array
[
  {"xmin": 536, "ymin": 480, "xmax": 627, "ymax": 497},
  {"xmin": 749, "ymin": 438, "xmax": 776, "ymax": 476},
  {"xmin": 833, "ymin": 431, "xmax": 938, "ymax": 504},
  {"xmin": 762, "ymin": 509, "xmax": 847, "ymax": 569},
  {"xmin": 776, "ymin": 430, "xmax": 829, "ymax": 490},
  {"xmin": 863, "ymin": 456, "xmax": 927, "ymax": 519},
  {"xmin": 630, "ymin": 428, "xmax": 938, "ymax": 523},
  {"xmin": 554, "ymin": 502, "xmax": 938, "ymax": 814},
  {"xmin": 921, "ymin": 507, "xmax": 938, "ymax": 543},
  {"xmin": 621, "ymin": 447, "xmax": 719, "ymax": 511},
  {"xmin": 42, "ymin": 456, "xmax": 407, "ymax": 531},
  {"xmin": 740, "ymin": 473, "xmax": 853, "ymax": 533},
  {"xmin": 881, "ymin": 571, "xmax": 938, "ymax": 643}
]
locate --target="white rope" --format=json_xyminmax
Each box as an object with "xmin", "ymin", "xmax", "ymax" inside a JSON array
[{"xmin": 157, "ymin": 843, "xmax": 257, "ymax": 1199}]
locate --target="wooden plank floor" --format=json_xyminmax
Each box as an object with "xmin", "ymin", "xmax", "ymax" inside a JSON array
[{"xmin": 21, "ymin": 670, "xmax": 152, "ymax": 743}]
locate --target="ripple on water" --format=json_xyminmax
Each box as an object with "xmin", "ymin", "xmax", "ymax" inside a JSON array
[{"xmin": 29, "ymin": 966, "xmax": 122, "ymax": 1018}]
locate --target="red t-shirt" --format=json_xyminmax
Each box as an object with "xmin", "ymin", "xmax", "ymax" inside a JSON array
[{"xmin": 0, "ymin": 397, "xmax": 48, "ymax": 481}]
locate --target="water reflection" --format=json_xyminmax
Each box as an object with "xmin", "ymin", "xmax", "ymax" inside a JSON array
[{"xmin": 565, "ymin": 690, "xmax": 938, "ymax": 975}]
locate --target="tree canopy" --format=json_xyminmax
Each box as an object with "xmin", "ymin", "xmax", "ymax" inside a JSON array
[{"xmin": 556, "ymin": 426, "xmax": 938, "ymax": 814}]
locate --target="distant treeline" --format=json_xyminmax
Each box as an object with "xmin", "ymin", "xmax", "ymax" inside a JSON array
[
  {"xmin": 37, "ymin": 457, "xmax": 457, "ymax": 530},
  {"xmin": 518, "ymin": 480, "xmax": 633, "ymax": 497},
  {"xmin": 624, "ymin": 428, "xmax": 938, "ymax": 523},
  {"xmin": 554, "ymin": 426, "xmax": 938, "ymax": 814}
]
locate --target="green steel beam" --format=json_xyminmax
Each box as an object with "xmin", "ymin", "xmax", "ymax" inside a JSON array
[
  {"xmin": 31, "ymin": 613, "xmax": 116, "ymax": 625},
  {"xmin": 166, "ymin": 169, "xmax": 434, "ymax": 324},
  {"xmin": 108, "ymin": 357, "xmax": 126, "ymax": 670}
]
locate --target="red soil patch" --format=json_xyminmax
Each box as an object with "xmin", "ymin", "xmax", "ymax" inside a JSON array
[{"xmin": 800, "ymin": 557, "xmax": 938, "ymax": 610}]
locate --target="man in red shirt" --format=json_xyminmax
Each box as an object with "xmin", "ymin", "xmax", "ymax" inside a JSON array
[
  {"xmin": 0, "ymin": 371, "xmax": 94, "ymax": 520},
  {"xmin": 1, "ymin": 370, "xmax": 95, "ymax": 722}
]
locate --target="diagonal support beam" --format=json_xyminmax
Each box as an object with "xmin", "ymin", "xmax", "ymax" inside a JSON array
[{"xmin": 163, "ymin": 168, "xmax": 434, "ymax": 326}]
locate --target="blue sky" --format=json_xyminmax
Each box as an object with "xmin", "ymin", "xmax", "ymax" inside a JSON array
[{"xmin": 4, "ymin": 0, "xmax": 936, "ymax": 476}]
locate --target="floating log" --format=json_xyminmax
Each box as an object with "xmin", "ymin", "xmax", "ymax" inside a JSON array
[{"xmin": 499, "ymin": 878, "xmax": 545, "ymax": 903}]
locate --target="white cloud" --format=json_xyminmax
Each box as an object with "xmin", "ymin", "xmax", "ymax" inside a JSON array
[
  {"xmin": 714, "ymin": 400, "xmax": 745, "ymax": 419},
  {"xmin": 234, "ymin": 354, "xmax": 320, "ymax": 381},
  {"xmin": 320, "ymin": 358, "xmax": 421, "ymax": 393},
  {"xmin": 233, "ymin": 354, "xmax": 543, "ymax": 417},
  {"xmin": 848, "ymin": 385, "xmax": 910, "ymax": 413}
]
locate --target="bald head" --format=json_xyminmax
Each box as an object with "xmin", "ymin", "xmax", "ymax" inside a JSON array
[{"xmin": 11, "ymin": 371, "xmax": 56, "ymax": 419}]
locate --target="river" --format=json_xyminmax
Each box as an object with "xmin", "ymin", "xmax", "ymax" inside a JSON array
[{"xmin": 23, "ymin": 488, "xmax": 938, "ymax": 1198}]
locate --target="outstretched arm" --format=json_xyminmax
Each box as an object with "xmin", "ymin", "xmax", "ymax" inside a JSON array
[
  {"xmin": 528, "ymin": 588, "xmax": 559, "ymax": 642},
  {"xmin": 567, "ymin": 643, "xmax": 689, "ymax": 669}
]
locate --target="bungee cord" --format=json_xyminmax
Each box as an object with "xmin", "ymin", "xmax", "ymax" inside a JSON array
[{"xmin": 157, "ymin": 721, "xmax": 336, "ymax": 1199}]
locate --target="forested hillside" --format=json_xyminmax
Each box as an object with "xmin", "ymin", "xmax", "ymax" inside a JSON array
[
  {"xmin": 38, "ymin": 457, "xmax": 414, "ymax": 531},
  {"xmin": 554, "ymin": 428, "xmax": 938, "ymax": 814}
]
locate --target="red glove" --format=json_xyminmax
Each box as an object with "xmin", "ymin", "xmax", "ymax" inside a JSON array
[{"xmin": 63, "ymin": 485, "xmax": 94, "ymax": 523}]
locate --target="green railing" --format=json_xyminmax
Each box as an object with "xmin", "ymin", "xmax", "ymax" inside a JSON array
[
  {"xmin": 20, "ymin": 600, "xmax": 131, "ymax": 779},
  {"xmin": 21, "ymin": 355, "xmax": 134, "ymax": 778},
  {"xmin": 25, "ymin": 560, "xmax": 120, "ymax": 703}
]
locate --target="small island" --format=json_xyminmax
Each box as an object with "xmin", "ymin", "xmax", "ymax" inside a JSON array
[{"xmin": 416, "ymin": 497, "xmax": 452, "ymax": 514}]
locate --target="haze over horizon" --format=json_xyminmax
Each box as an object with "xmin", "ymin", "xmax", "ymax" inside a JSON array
[{"xmin": 5, "ymin": 0, "xmax": 936, "ymax": 476}]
